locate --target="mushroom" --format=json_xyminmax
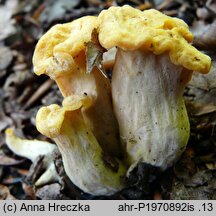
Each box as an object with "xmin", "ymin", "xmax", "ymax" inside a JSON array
[
  {"xmin": 33, "ymin": 17, "xmax": 126, "ymax": 195},
  {"xmin": 5, "ymin": 128, "xmax": 60, "ymax": 186},
  {"xmin": 33, "ymin": 5, "xmax": 211, "ymax": 195},
  {"xmin": 36, "ymin": 96, "xmax": 126, "ymax": 196},
  {"xmin": 33, "ymin": 16, "xmax": 121, "ymax": 158},
  {"xmin": 97, "ymin": 6, "xmax": 211, "ymax": 171}
]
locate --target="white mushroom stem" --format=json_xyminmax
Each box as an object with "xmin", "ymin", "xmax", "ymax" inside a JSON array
[
  {"xmin": 36, "ymin": 97, "xmax": 126, "ymax": 196},
  {"xmin": 48, "ymin": 50, "xmax": 121, "ymax": 158},
  {"xmin": 5, "ymin": 128, "xmax": 60, "ymax": 186},
  {"xmin": 112, "ymin": 49, "xmax": 192, "ymax": 171},
  {"xmin": 54, "ymin": 111, "xmax": 125, "ymax": 196}
]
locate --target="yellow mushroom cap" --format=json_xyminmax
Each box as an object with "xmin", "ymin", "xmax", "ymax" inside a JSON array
[
  {"xmin": 33, "ymin": 16, "xmax": 98, "ymax": 78},
  {"xmin": 98, "ymin": 5, "xmax": 211, "ymax": 74},
  {"xmin": 36, "ymin": 96, "xmax": 93, "ymax": 138},
  {"xmin": 33, "ymin": 6, "xmax": 211, "ymax": 76}
]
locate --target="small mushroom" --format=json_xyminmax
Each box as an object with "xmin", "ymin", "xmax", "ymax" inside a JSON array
[
  {"xmin": 5, "ymin": 128, "xmax": 59, "ymax": 186},
  {"xmin": 36, "ymin": 96, "xmax": 126, "ymax": 196},
  {"xmin": 33, "ymin": 17, "xmax": 121, "ymax": 158},
  {"xmin": 33, "ymin": 16, "xmax": 126, "ymax": 195},
  {"xmin": 97, "ymin": 6, "xmax": 211, "ymax": 171}
]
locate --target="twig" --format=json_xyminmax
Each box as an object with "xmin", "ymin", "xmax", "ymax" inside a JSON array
[{"xmin": 24, "ymin": 79, "xmax": 53, "ymax": 109}]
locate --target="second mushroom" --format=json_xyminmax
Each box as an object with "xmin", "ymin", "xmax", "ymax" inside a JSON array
[{"xmin": 98, "ymin": 6, "xmax": 211, "ymax": 171}]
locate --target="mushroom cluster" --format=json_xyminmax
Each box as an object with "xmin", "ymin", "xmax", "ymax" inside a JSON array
[{"xmin": 33, "ymin": 5, "xmax": 211, "ymax": 195}]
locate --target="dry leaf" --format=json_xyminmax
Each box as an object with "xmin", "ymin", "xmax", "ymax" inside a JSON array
[
  {"xmin": 186, "ymin": 57, "xmax": 216, "ymax": 116},
  {"xmin": 39, "ymin": 0, "xmax": 81, "ymax": 24},
  {"xmin": 0, "ymin": 90, "xmax": 13, "ymax": 132},
  {"xmin": 0, "ymin": 185, "xmax": 16, "ymax": 200},
  {"xmin": 36, "ymin": 183, "xmax": 69, "ymax": 200},
  {"xmin": 206, "ymin": 0, "xmax": 216, "ymax": 14},
  {"xmin": 85, "ymin": 29, "xmax": 107, "ymax": 77},
  {"xmin": 0, "ymin": 45, "xmax": 13, "ymax": 70},
  {"xmin": 0, "ymin": 0, "xmax": 17, "ymax": 40},
  {"xmin": 186, "ymin": 102, "xmax": 216, "ymax": 116},
  {"xmin": 191, "ymin": 20, "xmax": 216, "ymax": 50},
  {"xmin": 0, "ymin": 154, "xmax": 25, "ymax": 166}
]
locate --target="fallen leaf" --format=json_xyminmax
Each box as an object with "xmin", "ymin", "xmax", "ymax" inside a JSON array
[
  {"xmin": 186, "ymin": 102, "xmax": 216, "ymax": 116},
  {"xmin": 17, "ymin": 169, "xmax": 29, "ymax": 176},
  {"xmin": 36, "ymin": 183, "xmax": 70, "ymax": 200},
  {"xmin": 14, "ymin": 0, "xmax": 41, "ymax": 14},
  {"xmin": 196, "ymin": 7, "xmax": 213, "ymax": 21},
  {"xmin": 0, "ymin": 154, "xmax": 25, "ymax": 166},
  {"xmin": 171, "ymin": 180, "xmax": 209, "ymax": 200},
  {"xmin": 3, "ymin": 69, "xmax": 33, "ymax": 91},
  {"xmin": 206, "ymin": 0, "xmax": 216, "ymax": 14},
  {"xmin": 85, "ymin": 29, "xmax": 107, "ymax": 77},
  {"xmin": 0, "ymin": 185, "xmax": 16, "ymax": 200},
  {"xmin": 2, "ymin": 176, "xmax": 23, "ymax": 185},
  {"xmin": 191, "ymin": 20, "xmax": 216, "ymax": 50},
  {"xmin": 185, "ymin": 57, "xmax": 216, "ymax": 116},
  {"xmin": 22, "ymin": 182, "xmax": 36, "ymax": 200},
  {"xmin": 0, "ymin": 114, "xmax": 13, "ymax": 133},
  {"xmin": 0, "ymin": 0, "xmax": 18, "ymax": 40},
  {"xmin": 0, "ymin": 90, "xmax": 13, "ymax": 132},
  {"xmin": 39, "ymin": 0, "xmax": 81, "ymax": 24},
  {"xmin": 0, "ymin": 45, "xmax": 13, "ymax": 70},
  {"xmin": 156, "ymin": 0, "xmax": 177, "ymax": 10}
]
